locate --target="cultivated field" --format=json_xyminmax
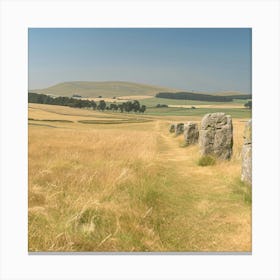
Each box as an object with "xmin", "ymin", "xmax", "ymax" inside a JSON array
[{"xmin": 28, "ymin": 103, "xmax": 251, "ymax": 252}]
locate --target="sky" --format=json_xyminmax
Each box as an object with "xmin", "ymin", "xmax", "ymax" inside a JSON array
[{"xmin": 28, "ymin": 28, "xmax": 251, "ymax": 93}]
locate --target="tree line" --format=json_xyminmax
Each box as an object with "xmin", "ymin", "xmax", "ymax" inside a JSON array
[
  {"xmin": 244, "ymin": 100, "xmax": 252, "ymax": 109},
  {"xmin": 28, "ymin": 92, "xmax": 146, "ymax": 113},
  {"xmin": 155, "ymin": 92, "xmax": 252, "ymax": 102}
]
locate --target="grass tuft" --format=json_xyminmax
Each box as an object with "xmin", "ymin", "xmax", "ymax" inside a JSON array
[
  {"xmin": 230, "ymin": 178, "xmax": 252, "ymax": 204},
  {"xmin": 197, "ymin": 155, "xmax": 216, "ymax": 166},
  {"xmin": 179, "ymin": 142, "xmax": 189, "ymax": 148}
]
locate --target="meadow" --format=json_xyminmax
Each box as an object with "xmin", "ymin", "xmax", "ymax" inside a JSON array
[{"xmin": 28, "ymin": 103, "xmax": 251, "ymax": 252}]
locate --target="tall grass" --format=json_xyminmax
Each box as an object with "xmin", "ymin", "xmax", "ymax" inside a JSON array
[
  {"xmin": 197, "ymin": 155, "xmax": 216, "ymax": 166},
  {"xmin": 29, "ymin": 126, "xmax": 165, "ymax": 251},
  {"xmin": 28, "ymin": 104, "xmax": 251, "ymax": 252}
]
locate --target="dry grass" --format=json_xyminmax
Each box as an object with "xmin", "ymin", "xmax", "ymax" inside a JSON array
[{"xmin": 28, "ymin": 104, "xmax": 251, "ymax": 252}]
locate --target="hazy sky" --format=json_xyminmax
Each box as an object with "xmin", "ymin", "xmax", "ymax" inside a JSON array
[{"xmin": 28, "ymin": 28, "xmax": 251, "ymax": 93}]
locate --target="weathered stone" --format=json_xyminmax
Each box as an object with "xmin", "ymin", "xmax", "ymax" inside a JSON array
[
  {"xmin": 175, "ymin": 123, "xmax": 184, "ymax": 136},
  {"xmin": 241, "ymin": 119, "xmax": 252, "ymax": 184},
  {"xmin": 184, "ymin": 122, "xmax": 199, "ymax": 145},
  {"xmin": 243, "ymin": 119, "xmax": 252, "ymax": 145},
  {"xmin": 199, "ymin": 112, "xmax": 233, "ymax": 160},
  {"xmin": 169, "ymin": 124, "xmax": 175, "ymax": 133}
]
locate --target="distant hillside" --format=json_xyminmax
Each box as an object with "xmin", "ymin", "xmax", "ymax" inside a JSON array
[
  {"xmin": 31, "ymin": 81, "xmax": 180, "ymax": 98},
  {"xmin": 156, "ymin": 92, "xmax": 232, "ymax": 102},
  {"xmin": 156, "ymin": 92, "xmax": 252, "ymax": 102}
]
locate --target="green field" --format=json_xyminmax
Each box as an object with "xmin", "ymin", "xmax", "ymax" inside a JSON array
[{"xmin": 145, "ymin": 107, "xmax": 252, "ymax": 118}]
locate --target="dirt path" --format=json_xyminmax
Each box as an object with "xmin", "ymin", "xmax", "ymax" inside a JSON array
[
  {"xmin": 157, "ymin": 123, "xmax": 188, "ymax": 162},
  {"xmin": 151, "ymin": 120, "xmax": 251, "ymax": 252}
]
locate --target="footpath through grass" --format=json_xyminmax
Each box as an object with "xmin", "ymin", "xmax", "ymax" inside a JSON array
[{"xmin": 148, "ymin": 121, "xmax": 251, "ymax": 251}]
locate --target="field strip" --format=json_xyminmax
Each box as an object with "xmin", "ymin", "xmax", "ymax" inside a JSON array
[
  {"xmin": 168, "ymin": 104, "xmax": 244, "ymax": 109},
  {"xmin": 29, "ymin": 105, "xmax": 152, "ymax": 121},
  {"xmin": 29, "ymin": 105, "xmax": 116, "ymax": 118}
]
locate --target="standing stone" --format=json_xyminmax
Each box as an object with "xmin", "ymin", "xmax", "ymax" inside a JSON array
[
  {"xmin": 241, "ymin": 119, "xmax": 252, "ymax": 184},
  {"xmin": 169, "ymin": 124, "xmax": 175, "ymax": 133},
  {"xmin": 199, "ymin": 112, "xmax": 233, "ymax": 160},
  {"xmin": 184, "ymin": 122, "xmax": 199, "ymax": 145},
  {"xmin": 175, "ymin": 123, "xmax": 184, "ymax": 136}
]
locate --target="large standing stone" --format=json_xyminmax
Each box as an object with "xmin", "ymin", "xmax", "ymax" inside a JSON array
[
  {"xmin": 175, "ymin": 123, "xmax": 184, "ymax": 136},
  {"xmin": 184, "ymin": 122, "xmax": 199, "ymax": 145},
  {"xmin": 199, "ymin": 112, "xmax": 233, "ymax": 160},
  {"xmin": 241, "ymin": 119, "xmax": 252, "ymax": 184}
]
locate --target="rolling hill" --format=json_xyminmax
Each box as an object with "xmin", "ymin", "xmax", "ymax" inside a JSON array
[
  {"xmin": 31, "ymin": 81, "xmax": 180, "ymax": 98},
  {"xmin": 31, "ymin": 81, "xmax": 250, "ymax": 99}
]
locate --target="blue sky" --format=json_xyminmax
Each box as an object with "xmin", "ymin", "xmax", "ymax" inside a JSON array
[{"xmin": 28, "ymin": 28, "xmax": 251, "ymax": 93}]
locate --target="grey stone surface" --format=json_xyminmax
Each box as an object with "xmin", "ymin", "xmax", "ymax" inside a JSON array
[
  {"xmin": 184, "ymin": 122, "xmax": 199, "ymax": 145},
  {"xmin": 241, "ymin": 119, "xmax": 252, "ymax": 184},
  {"xmin": 199, "ymin": 112, "xmax": 233, "ymax": 160},
  {"xmin": 175, "ymin": 123, "xmax": 184, "ymax": 136}
]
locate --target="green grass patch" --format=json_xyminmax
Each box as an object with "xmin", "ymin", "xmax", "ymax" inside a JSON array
[
  {"xmin": 145, "ymin": 107, "xmax": 252, "ymax": 118},
  {"xmin": 230, "ymin": 178, "xmax": 252, "ymax": 204},
  {"xmin": 179, "ymin": 142, "xmax": 189, "ymax": 148},
  {"xmin": 197, "ymin": 155, "xmax": 216, "ymax": 166}
]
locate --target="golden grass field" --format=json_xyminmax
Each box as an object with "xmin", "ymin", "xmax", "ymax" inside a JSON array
[{"xmin": 28, "ymin": 103, "xmax": 251, "ymax": 252}]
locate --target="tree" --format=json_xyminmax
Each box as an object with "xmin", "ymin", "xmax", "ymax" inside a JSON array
[
  {"xmin": 124, "ymin": 101, "xmax": 133, "ymax": 113},
  {"xmin": 91, "ymin": 100, "xmax": 97, "ymax": 110},
  {"xmin": 118, "ymin": 103, "xmax": 124, "ymax": 113},
  {"xmin": 155, "ymin": 92, "xmax": 251, "ymax": 102},
  {"xmin": 156, "ymin": 104, "xmax": 168, "ymax": 108},
  {"xmin": 28, "ymin": 92, "xmax": 148, "ymax": 114},
  {"xmin": 75, "ymin": 100, "xmax": 83, "ymax": 108},
  {"xmin": 98, "ymin": 100, "xmax": 106, "ymax": 111},
  {"xmin": 132, "ymin": 100, "xmax": 140, "ymax": 112},
  {"xmin": 244, "ymin": 100, "xmax": 252, "ymax": 109},
  {"xmin": 139, "ymin": 105, "xmax": 146, "ymax": 113},
  {"xmin": 110, "ymin": 103, "xmax": 118, "ymax": 111}
]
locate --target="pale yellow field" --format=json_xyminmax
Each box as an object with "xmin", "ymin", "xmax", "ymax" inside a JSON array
[
  {"xmin": 28, "ymin": 104, "xmax": 251, "ymax": 252},
  {"xmin": 29, "ymin": 103, "xmax": 124, "ymax": 121},
  {"xmin": 169, "ymin": 104, "xmax": 244, "ymax": 109}
]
